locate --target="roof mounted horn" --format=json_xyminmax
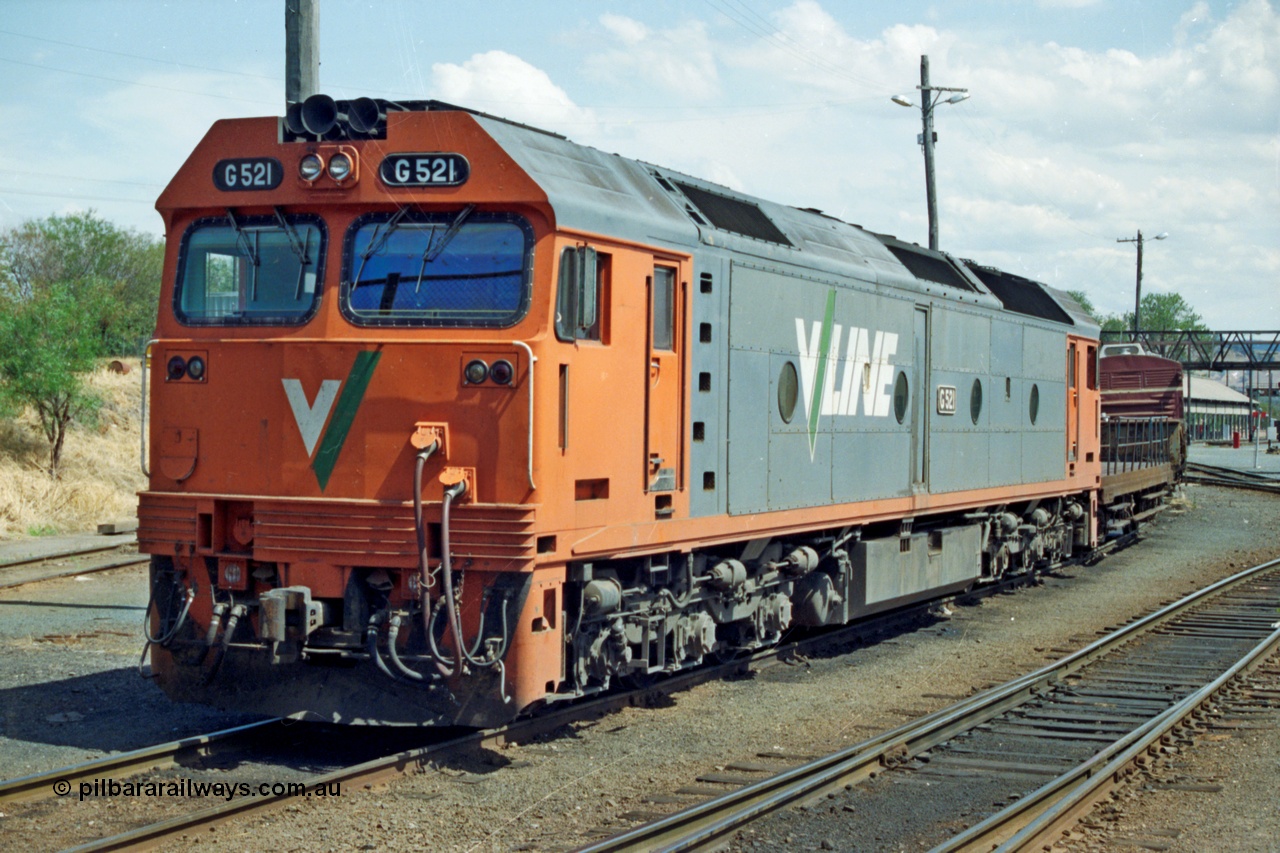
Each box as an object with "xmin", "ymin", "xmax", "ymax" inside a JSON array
[
  {"xmin": 347, "ymin": 97, "xmax": 386, "ymax": 136},
  {"xmin": 300, "ymin": 94, "xmax": 344, "ymax": 138}
]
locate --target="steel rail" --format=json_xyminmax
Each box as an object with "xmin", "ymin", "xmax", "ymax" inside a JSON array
[
  {"xmin": 940, "ymin": 618, "xmax": 1280, "ymax": 851},
  {"xmin": 573, "ymin": 556, "xmax": 1280, "ymax": 853},
  {"xmin": 0, "ymin": 538, "xmax": 138, "ymax": 571},
  {"xmin": 0, "ymin": 719, "xmax": 281, "ymax": 806},
  {"xmin": 61, "ymin": 726, "xmax": 489, "ymax": 853},
  {"xmin": 0, "ymin": 554, "xmax": 150, "ymax": 590}
]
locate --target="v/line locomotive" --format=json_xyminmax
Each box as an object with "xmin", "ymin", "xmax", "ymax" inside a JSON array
[{"xmin": 140, "ymin": 95, "xmax": 1182, "ymax": 726}]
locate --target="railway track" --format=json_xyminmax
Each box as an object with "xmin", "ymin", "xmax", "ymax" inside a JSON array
[
  {"xmin": 2, "ymin": 556, "xmax": 1079, "ymax": 851},
  {"xmin": 0, "ymin": 719, "xmax": 281, "ymax": 806},
  {"xmin": 1184, "ymin": 461, "xmax": 1280, "ymax": 495},
  {"xmin": 575, "ymin": 556, "xmax": 1280, "ymax": 852},
  {"xmin": 0, "ymin": 536, "xmax": 146, "ymax": 589}
]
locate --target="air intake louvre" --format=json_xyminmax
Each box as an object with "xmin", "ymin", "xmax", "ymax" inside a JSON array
[
  {"xmin": 883, "ymin": 244, "xmax": 978, "ymax": 292},
  {"xmin": 673, "ymin": 181, "xmax": 793, "ymax": 247},
  {"xmin": 965, "ymin": 264, "xmax": 1074, "ymax": 325}
]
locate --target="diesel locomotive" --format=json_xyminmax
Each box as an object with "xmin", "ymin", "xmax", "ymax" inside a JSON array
[{"xmin": 140, "ymin": 95, "xmax": 1174, "ymax": 726}]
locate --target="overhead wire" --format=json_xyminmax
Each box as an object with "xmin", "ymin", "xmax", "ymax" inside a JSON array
[
  {"xmin": 701, "ymin": 0, "xmax": 897, "ymax": 94},
  {"xmin": 0, "ymin": 27, "xmax": 279, "ymax": 82}
]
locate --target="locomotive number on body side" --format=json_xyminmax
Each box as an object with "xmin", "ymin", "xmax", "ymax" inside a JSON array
[
  {"xmin": 213, "ymin": 158, "xmax": 283, "ymax": 191},
  {"xmin": 936, "ymin": 385, "xmax": 957, "ymax": 415},
  {"xmin": 379, "ymin": 153, "xmax": 470, "ymax": 187}
]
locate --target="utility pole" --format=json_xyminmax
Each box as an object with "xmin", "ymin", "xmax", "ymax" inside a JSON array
[
  {"xmin": 1116, "ymin": 230, "xmax": 1167, "ymax": 334},
  {"xmin": 893, "ymin": 56, "xmax": 968, "ymax": 251},
  {"xmin": 920, "ymin": 56, "xmax": 940, "ymax": 252},
  {"xmin": 285, "ymin": 0, "xmax": 319, "ymax": 108}
]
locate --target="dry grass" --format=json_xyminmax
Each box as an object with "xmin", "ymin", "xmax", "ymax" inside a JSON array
[{"xmin": 0, "ymin": 361, "xmax": 145, "ymax": 540}]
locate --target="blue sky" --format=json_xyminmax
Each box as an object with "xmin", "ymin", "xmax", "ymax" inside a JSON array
[{"xmin": 2, "ymin": 0, "xmax": 1277, "ymax": 328}]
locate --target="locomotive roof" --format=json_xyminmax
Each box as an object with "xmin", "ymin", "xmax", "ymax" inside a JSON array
[
  {"xmin": 472, "ymin": 110, "xmax": 1094, "ymax": 333},
  {"xmin": 162, "ymin": 96, "xmax": 1094, "ymax": 334}
]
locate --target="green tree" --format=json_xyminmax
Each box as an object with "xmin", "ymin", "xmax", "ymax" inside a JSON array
[
  {"xmin": 0, "ymin": 211, "xmax": 163, "ymax": 355},
  {"xmin": 1127, "ymin": 292, "xmax": 1208, "ymax": 332},
  {"xmin": 0, "ymin": 290, "xmax": 104, "ymax": 477},
  {"xmin": 1065, "ymin": 289, "xmax": 1098, "ymax": 319},
  {"xmin": 1066, "ymin": 289, "xmax": 1127, "ymax": 332}
]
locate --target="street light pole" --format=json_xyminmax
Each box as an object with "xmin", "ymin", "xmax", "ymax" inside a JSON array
[
  {"xmin": 1116, "ymin": 230, "xmax": 1168, "ymax": 334},
  {"xmin": 892, "ymin": 56, "xmax": 968, "ymax": 251},
  {"xmin": 920, "ymin": 56, "xmax": 940, "ymax": 252}
]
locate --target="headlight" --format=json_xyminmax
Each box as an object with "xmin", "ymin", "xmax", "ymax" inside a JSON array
[
  {"xmin": 299, "ymin": 153, "xmax": 324, "ymax": 181},
  {"xmin": 328, "ymin": 153, "xmax": 352, "ymax": 181},
  {"xmin": 489, "ymin": 359, "xmax": 514, "ymax": 386},
  {"xmin": 185, "ymin": 356, "xmax": 206, "ymax": 381},
  {"xmin": 166, "ymin": 356, "xmax": 187, "ymax": 381},
  {"xmin": 464, "ymin": 359, "xmax": 489, "ymax": 385}
]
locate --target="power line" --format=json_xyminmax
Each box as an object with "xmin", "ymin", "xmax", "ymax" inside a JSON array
[
  {"xmin": 701, "ymin": 0, "xmax": 895, "ymax": 94},
  {"xmin": 0, "ymin": 186, "xmax": 155, "ymax": 205},
  {"xmin": 0, "ymin": 56, "xmax": 278, "ymax": 106},
  {"xmin": 0, "ymin": 27, "xmax": 279, "ymax": 82},
  {"xmin": 0, "ymin": 167, "xmax": 164, "ymax": 189}
]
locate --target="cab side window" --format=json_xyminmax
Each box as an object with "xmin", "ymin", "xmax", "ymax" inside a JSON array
[
  {"xmin": 651, "ymin": 266, "xmax": 676, "ymax": 351},
  {"xmin": 555, "ymin": 246, "xmax": 609, "ymax": 342}
]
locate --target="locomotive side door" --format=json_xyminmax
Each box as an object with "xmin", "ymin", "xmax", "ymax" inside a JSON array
[
  {"xmin": 1067, "ymin": 340, "xmax": 1080, "ymax": 464},
  {"xmin": 912, "ymin": 306, "xmax": 929, "ymax": 489},
  {"xmin": 645, "ymin": 264, "xmax": 684, "ymax": 504}
]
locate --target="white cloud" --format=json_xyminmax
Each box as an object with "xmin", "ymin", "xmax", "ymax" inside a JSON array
[
  {"xmin": 430, "ymin": 51, "xmax": 596, "ymax": 131},
  {"xmin": 583, "ymin": 15, "xmax": 720, "ymax": 100},
  {"xmin": 599, "ymin": 13, "xmax": 649, "ymax": 46}
]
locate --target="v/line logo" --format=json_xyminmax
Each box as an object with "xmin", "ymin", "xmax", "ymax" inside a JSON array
[
  {"xmin": 795, "ymin": 289, "xmax": 900, "ymax": 458},
  {"xmin": 282, "ymin": 351, "xmax": 381, "ymax": 490}
]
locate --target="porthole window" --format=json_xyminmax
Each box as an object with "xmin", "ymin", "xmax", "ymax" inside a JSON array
[
  {"xmin": 893, "ymin": 371, "xmax": 909, "ymax": 424},
  {"xmin": 970, "ymin": 378, "xmax": 983, "ymax": 425},
  {"xmin": 778, "ymin": 361, "xmax": 799, "ymax": 424},
  {"xmin": 1029, "ymin": 384, "xmax": 1040, "ymax": 425}
]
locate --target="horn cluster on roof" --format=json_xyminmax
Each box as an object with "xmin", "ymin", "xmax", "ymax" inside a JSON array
[
  {"xmin": 281, "ymin": 93, "xmax": 566, "ymax": 143},
  {"xmin": 284, "ymin": 94, "xmax": 395, "ymax": 140}
]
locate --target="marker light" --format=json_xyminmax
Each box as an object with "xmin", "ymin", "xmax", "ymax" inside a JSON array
[
  {"xmin": 464, "ymin": 359, "xmax": 489, "ymax": 385},
  {"xmin": 299, "ymin": 153, "xmax": 324, "ymax": 181},
  {"xmin": 166, "ymin": 355, "xmax": 187, "ymax": 381},
  {"xmin": 328, "ymin": 153, "xmax": 352, "ymax": 181},
  {"xmin": 489, "ymin": 359, "xmax": 514, "ymax": 386},
  {"xmin": 185, "ymin": 356, "xmax": 206, "ymax": 381}
]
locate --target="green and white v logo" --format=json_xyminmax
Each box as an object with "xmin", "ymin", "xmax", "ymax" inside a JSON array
[
  {"xmin": 282, "ymin": 351, "xmax": 381, "ymax": 491},
  {"xmin": 798, "ymin": 289, "xmax": 838, "ymax": 459}
]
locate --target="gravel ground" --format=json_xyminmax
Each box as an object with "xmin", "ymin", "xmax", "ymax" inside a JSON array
[
  {"xmin": 1, "ymin": 466, "xmax": 1277, "ymax": 851},
  {"xmin": 0, "ymin": 565, "xmax": 263, "ymax": 779}
]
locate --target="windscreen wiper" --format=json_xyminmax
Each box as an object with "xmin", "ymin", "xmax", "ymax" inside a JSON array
[
  {"xmin": 274, "ymin": 207, "xmax": 313, "ymax": 300},
  {"xmin": 226, "ymin": 208, "xmax": 260, "ymax": 299},
  {"xmin": 415, "ymin": 204, "xmax": 476, "ymax": 293},
  {"xmin": 353, "ymin": 206, "xmax": 411, "ymax": 287}
]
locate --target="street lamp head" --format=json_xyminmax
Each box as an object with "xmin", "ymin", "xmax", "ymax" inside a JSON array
[
  {"xmin": 1154, "ymin": 232, "xmax": 1169, "ymax": 240},
  {"xmin": 891, "ymin": 95, "xmax": 914, "ymax": 107},
  {"xmin": 945, "ymin": 93, "xmax": 970, "ymax": 104}
]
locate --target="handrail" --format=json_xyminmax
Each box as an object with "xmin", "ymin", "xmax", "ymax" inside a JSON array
[
  {"xmin": 512, "ymin": 340, "xmax": 537, "ymax": 491},
  {"xmin": 139, "ymin": 339, "xmax": 157, "ymax": 477}
]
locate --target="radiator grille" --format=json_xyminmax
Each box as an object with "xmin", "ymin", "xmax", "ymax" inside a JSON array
[
  {"xmin": 137, "ymin": 494, "xmax": 197, "ymax": 555},
  {"xmin": 138, "ymin": 495, "xmax": 537, "ymax": 571}
]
